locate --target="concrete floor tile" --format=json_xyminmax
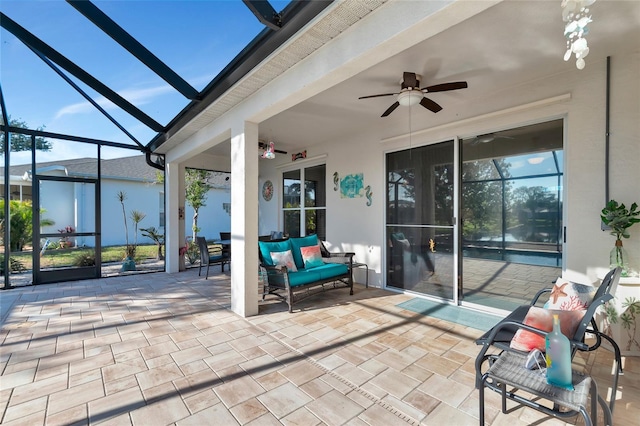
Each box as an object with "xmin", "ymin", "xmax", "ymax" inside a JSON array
[
  {"xmin": 367, "ymin": 368, "xmax": 421, "ymax": 400},
  {"xmin": 278, "ymin": 360, "xmax": 325, "ymax": 387},
  {"xmin": 135, "ymin": 363, "xmax": 183, "ymax": 390},
  {"xmin": 88, "ymin": 387, "xmax": 145, "ymax": 424},
  {"xmin": 9, "ymin": 372, "xmax": 68, "ymax": 406},
  {"xmin": 182, "ymin": 388, "xmax": 220, "ymax": 414},
  {"xmin": 129, "ymin": 389, "xmax": 190, "ymax": 426},
  {"xmin": 173, "ymin": 368, "xmax": 221, "ymax": 398},
  {"xmin": 229, "ymin": 397, "xmax": 268, "ymax": 424},
  {"xmin": 280, "ymin": 407, "xmax": 322, "ymax": 426},
  {"xmin": 47, "ymin": 378, "xmax": 105, "ymax": 415},
  {"xmin": 254, "ymin": 370, "xmax": 289, "ymax": 391},
  {"xmin": 305, "ymin": 389, "xmax": 364, "ymax": 425},
  {"xmin": 214, "ymin": 374, "xmax": 266, "ymax": 408},
  {"xmin": 257, "ymin": 382, "xmax": 312, "ymax": 419},
  {"xmin": 1, "ymin": 395, "xmax": 47, "ymax": 423}
]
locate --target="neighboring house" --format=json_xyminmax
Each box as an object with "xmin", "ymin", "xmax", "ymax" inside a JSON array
[{"xmin": 0, "ymin": 155, "xmax": 230, "ymax": 247}]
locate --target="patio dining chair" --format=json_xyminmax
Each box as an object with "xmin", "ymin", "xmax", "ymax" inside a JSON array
[
  {"xmin": 475, "ymin": 267, "xmax": 622, "ymax": 424},
  {"xmin": 196, "ymin": 236, "xmax": 230, "ymax": 279}
]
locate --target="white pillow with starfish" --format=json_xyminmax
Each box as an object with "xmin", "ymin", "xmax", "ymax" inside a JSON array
[{"xmin": 544, "ymin": 278, "xmax": 595, "ymax": 311}]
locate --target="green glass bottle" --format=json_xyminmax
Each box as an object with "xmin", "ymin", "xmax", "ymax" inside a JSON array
[{"xmin": 545, "ymin": 314, "xmax": 573, "ymax": 390}]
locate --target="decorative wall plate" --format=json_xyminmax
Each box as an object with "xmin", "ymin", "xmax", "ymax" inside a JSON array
[{"xmin": 262, "ymin": 180, "xmax": 273, "ymax": 201}]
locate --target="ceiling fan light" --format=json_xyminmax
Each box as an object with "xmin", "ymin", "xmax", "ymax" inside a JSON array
[{"xmin": 398, "ymin": 89, "xmax": 423, "ymax": 106}]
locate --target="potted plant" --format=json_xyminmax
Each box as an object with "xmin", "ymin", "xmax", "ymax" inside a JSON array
[
  {"xmin": 117, "ymin": 191, "xmax": 146, "ymax": 271},
  {"xmin": 601, "ymin": 199, "xmax": 640, "ymax": 276},
  {"xmin": 58, "ymin": 225, "xmax": 75, "ymax": 248}
]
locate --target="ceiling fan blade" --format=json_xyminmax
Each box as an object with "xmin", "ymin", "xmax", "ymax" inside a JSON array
[
  {"xmin": 423, "ymin": 81, "xmax": 468, "ymax": 93},
  {"xmin": 402, "ymin": 72, "xmax": 418, "ymax": 89},
  {"xmin": 420, "ymin": 97, "xmax": 442, "ymax": 113},
  {"xmin": 381, "ymin": 101, "xmax": 400, "ymax": 117},
  {"xmin": 358, "ymin": 93, "xmax": 398, "ymax": 99}
]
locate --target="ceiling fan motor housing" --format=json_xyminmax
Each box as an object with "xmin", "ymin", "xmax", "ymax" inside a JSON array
[{"xmin": 398, "ymin": 89, "xmax": 423, "ymax": 106}]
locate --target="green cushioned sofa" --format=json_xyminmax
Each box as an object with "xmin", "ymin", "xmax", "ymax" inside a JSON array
[{"xmin": 258, "ymin": 235, "xmax": 354, "ymax": 312}]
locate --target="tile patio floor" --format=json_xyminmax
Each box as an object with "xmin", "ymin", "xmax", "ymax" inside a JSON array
[{"xmin": 0, "ymin": 269, "xmax": 638, "ymax": 425}]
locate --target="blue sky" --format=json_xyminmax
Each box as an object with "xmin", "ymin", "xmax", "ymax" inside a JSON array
[{"xmin": 1, "ymin": 0, "xmax": 289, "ymax": 163}]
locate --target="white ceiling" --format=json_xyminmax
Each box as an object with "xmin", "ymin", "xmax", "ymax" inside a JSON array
[{"xmin": 205, "ymin": 0, "xmax": 640, "ymax": 157}]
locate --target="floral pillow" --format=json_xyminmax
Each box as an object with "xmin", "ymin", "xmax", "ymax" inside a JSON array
[
  {"xmin": 509, "ymin": 306, "xmax": 585, "ymax": 352},
  {"xmin": 544, "ymin": 278, "xmax": 595, "ymax": 311},
  {"xmin": 300, "ymin": 244, "xmax": 324, "ymax": 269},
  {"xmin": 270, "ymin": 250, "xmax": 297, "ymax": 272}
]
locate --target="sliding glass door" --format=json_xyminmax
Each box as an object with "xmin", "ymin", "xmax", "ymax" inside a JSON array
[{"xmin": 386, "ymin": 141, "xmax": 456, "ymax": 301}]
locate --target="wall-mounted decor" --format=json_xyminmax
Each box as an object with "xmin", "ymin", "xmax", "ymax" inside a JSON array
[
  {"xmin": 365, "ymin": 185, "xmax": 373, "ymax": 206},
  {"xmin": 262, "ymin": 180, "xmax": 274, "ymax": 201},
  {"xmin": 340, "ymin": 173, "xmax": 365, "ymax": 198},
  {"xmin": 333, "ymin": 172, "xmax": 339, "ymax": 191},
  {"xmin": 292, "ymin": 151, "xmax": 307, "ymax": 161}
]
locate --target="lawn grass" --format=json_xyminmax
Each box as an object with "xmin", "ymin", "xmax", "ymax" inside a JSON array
[{"xmin": 5, "ymin": 244, "xmax": 161, "ymax": 270}]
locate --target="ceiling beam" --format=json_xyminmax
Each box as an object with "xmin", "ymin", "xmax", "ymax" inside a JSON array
[
  {"xmin": 243, "ymin": 1, "xmax": 282, "ymax": 30},
  {"xmin": 0, "ymin": 12, "xmax": 164, "ymax": 133},
  {"xmin": 66, "ymin": 0, "xmax": 200, "ymax": 101}
]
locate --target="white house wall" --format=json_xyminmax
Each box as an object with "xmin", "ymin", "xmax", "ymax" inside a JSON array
[
  {"xmin": 258, "ymin": 51, "xmax": 640, "ymax": 286},
  {"xmin": 100, "ymin": 179, "xmax": 163, "ymax": 247},
  {"xmin": 183, "ymin": 189, "xmax": 231, "ymax": 242}
]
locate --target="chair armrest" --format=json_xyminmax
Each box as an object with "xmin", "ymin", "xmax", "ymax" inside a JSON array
[
  {"xmin": 530, "ymin": 288, "xmax": 552, "ymax": 306},
  {"xmin": 479, "ymin": 319, "xmax": 588, "ymax": 352}
]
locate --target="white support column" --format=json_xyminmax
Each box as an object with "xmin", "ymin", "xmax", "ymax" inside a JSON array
[
  {"xmin": 165, "ymin": 161, "xmax": 186, "ymax": 273},
  {"xmin": 230, "ymin": 120, "xmax": 260, "ymax": 317}
]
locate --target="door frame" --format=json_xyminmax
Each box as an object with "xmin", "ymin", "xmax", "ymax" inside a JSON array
[{"xmin": 33, "ymin": 175, "xmax": 101, "ymax": 284}]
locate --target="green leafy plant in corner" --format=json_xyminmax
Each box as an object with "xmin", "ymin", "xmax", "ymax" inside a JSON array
[
  {"xmin": 620, "ymin": 297, "xmax": 640, "ymax": 352},
  {"xmin": 601, "ymin": 200, "xmax": 640, "ymax": 274},
  {"xmin": 601, "ymin": 200, "xmax": 640, "ymax": 240}
]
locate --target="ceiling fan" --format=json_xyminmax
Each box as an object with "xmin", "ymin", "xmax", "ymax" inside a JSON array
[
  {"xmin": 258, "ymin": 140, "xmax": 287, "ymax": 159},
  {"xmin": 359, "ymin": 72, "xmax": 468, "ymax": 117}
]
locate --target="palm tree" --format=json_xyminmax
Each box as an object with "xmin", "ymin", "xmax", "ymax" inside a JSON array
[{"xmin": 141, "ymin": 226, "xmax": 164, "ymax": 260}]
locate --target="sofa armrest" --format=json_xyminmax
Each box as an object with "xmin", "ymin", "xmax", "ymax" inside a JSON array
[{"xmin": 323, "ymin": 252, "xmax": 354, "ymax": 266}]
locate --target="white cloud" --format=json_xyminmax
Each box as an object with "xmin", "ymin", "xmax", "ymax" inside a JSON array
[{"xmin": 54, "ymin": 84, "xmax": 175, "ymax": 119}]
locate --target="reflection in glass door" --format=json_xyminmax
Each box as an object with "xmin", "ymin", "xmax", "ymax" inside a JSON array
[
  {"xmin": 34, "ymin": 176, "xmax": 100, "ymax": 284},
  {"xmin": 460, "ymin": 120, "xmax": 563, "ymax": 312},
  {"xmin": 386, "ymin": 141, "xmax": 455, "ymax": 301}
]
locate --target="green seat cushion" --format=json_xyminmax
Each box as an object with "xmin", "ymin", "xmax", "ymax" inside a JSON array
[
  {"xmin": 259, "ymin": 240, "xmax": 292, "ymax": 265},
  {"xmin": 288, "ymin": 263, "xmax": 348, "ymax": 287},
  {"xmin": 317, "ymin": 263, "xmax": 348, "ymax": 280},
  {"xmin": 289, "ymin": 235, "xmax": 320, "ymax": 269},
  {"xmin": 288, "ymin": 269, "xmax": 323, "ymax": 287}
]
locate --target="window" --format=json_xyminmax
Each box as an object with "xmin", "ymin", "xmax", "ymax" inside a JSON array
[
  {"xmin": 159, "ymin": 192, "xmax": 165, "ymax": 229},
  {"xmin": 282, "ymin": 164, "xmax": 326, "ymax": 239}
]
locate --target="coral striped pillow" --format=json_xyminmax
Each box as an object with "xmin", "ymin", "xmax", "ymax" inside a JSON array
[{"xmin": 300, "ymin": 244, "xmax": 324, "ymax": 269}]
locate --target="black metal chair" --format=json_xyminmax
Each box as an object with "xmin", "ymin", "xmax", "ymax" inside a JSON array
[
  {"xmin": 196, "ymin": 236, "xmax": 230, "ymax": 279},
  {"xmin": 475, "ymin": 267, "xmax": 622, "ymax": 424}
]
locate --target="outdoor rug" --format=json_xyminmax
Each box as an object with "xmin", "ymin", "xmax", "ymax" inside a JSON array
[{"xmin": 397, "ymin": 298, "xmax": 504, "ymax": 331}]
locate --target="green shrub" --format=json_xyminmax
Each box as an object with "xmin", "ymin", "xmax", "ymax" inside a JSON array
[
  {"xmin": 186, "ymin": 241, "xmax": 199, "ymax": 265},
  {"xmin": 0, "ymin": 256, "xmax": 27, "ymax": 274},
  {"xmin": 73, "ymin": 252, "xmax": 96, "ymax": 267}
]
